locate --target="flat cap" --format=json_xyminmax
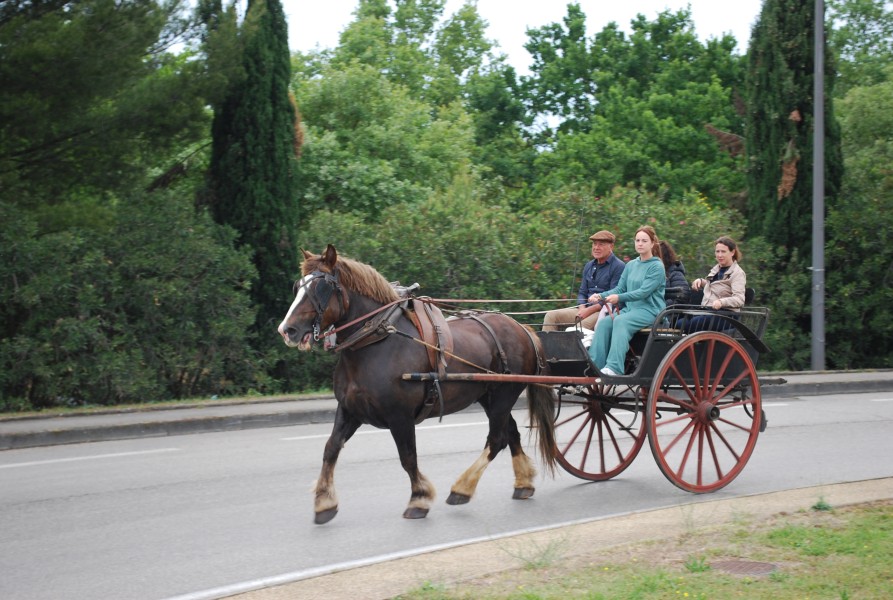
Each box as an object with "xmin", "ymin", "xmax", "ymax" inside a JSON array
[{"xmin": 589, "ymin": 230, "xmax": 615, "ymax": 244}]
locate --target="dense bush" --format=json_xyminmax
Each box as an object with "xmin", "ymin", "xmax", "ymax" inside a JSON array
[{"xmin": 0, "ymin": 195, "xmax": 261, "ymax": 411}]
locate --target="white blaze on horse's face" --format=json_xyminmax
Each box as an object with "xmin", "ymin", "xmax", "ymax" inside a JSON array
[{"xmin": 278, "ymin": 274, "xmax": 314, "ymax": 347}]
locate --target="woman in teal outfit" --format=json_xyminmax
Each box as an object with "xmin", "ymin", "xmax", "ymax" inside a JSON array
[{"xmin": 588, "ymin": 225, "xmax": 666, "ymax": 376}]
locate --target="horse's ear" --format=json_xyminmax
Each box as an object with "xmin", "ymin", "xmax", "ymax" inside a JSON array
[
  {"xmin": 301, "ymin": 248, "xmax": 313, "ymax": 260},
  {"xmin": 322, "ymin": 244, "xmax": 338, "ymax": 269}
]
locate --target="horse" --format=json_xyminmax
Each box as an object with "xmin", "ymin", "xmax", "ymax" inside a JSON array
[{"xmin": 277, "ymin": 245, "xmax": 557, "ymax": 523}]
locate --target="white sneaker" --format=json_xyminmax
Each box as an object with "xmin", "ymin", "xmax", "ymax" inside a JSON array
[{"xmin": 600, "ymin": 367, "xmax": 620, "ymax": 376}]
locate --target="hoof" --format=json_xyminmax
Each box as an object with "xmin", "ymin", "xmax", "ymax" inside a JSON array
[
  {"xmin": 446, "ymin": 492, "xmax": 471, "ymax": 505},
  {"xmin": 512, "ymin": 487, "xmax": 535, "ymax": 500},
  {"xmin": 314, "ymin": 508, "xmax": 338, "ymax": 524},
  {"xmin": 403, "ymin": 506, "xmax": 429, "ymax": 519}
]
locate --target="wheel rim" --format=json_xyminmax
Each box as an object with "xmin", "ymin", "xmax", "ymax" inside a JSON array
[
  {"xmin": 646, "ymin": 331, "xmax": 761, "ymax": 493},
  {"xmin": 554, "ymin": 382, "xmax": 647, "ymax": 481}
]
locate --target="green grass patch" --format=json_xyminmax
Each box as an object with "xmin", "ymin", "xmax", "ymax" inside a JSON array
[{"xmin": 395, "ymin": 500, "xmax": 893, "ymax": 600}]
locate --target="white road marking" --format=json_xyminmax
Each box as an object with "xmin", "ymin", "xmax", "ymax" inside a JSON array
[
  {"xmin": 869, "ymin": 398, "xmax": 893, "ymax": 402},
  {"xmin": 761, "ymin": 402, "xmax": 789, "ymax": 407},
  {"xmin": 0, "ymin": 448, "xmax": 179, "ymax": 470}
]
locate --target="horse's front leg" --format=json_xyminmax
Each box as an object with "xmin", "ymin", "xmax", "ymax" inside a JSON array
[
  {"xmin": 313, "ymin": 404, "xmax": 361, "ymax": 525},
  {"xmin": 389, "ymin": 417, "xmax": 436, "ymax": 519}
]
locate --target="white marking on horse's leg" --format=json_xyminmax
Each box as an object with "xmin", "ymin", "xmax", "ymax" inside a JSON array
[
  {"xmin": 278, "ymin": 274, "xmax": 312, "ymax": 337},
  {"xmin": 407, "ymin": 473, "xmax": 436, "ymax": 511},
  {"xmin": 450, "ymin": 447, "xmax": 493, "ymax": 498},
  {"xmin": 512, "ymin": 452, "xmax": 538, "ymax": 490},
  {"xmin": 313, "ymin": 466, "xmax": 338, "ymax": 515}
]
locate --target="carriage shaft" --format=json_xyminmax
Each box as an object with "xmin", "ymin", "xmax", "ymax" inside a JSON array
[{"xmin": 402, "ymin": 372, "xmax": 600, "ymax": 385}]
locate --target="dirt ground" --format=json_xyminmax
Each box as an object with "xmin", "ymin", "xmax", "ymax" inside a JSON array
[{"xmin": 229, "ymin": 478, "xmax": 893, "ymax": 600}]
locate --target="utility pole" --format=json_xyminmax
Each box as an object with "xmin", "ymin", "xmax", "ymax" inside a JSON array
[{"xmin": 812, "ymin": 0, "xmax": 826, "ymax": 370}]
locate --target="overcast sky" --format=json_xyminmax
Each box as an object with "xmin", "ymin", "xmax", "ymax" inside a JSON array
[{"xmin": 282, "ymin": 0, "xmax": 765, "ymax": 73}]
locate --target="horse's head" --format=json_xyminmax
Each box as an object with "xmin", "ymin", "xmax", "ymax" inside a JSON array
[{"xmin": 277, "ymin": 245, "xmax": 348, "ymax": 350}]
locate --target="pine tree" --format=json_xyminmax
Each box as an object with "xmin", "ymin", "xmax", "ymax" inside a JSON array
[
  {"xmin": 208, "ymin": 0, "xmax": 299, "ymax": 334},
  {"xmin": 745, "ymin": 0, "xmax": 843, "ymax": 258}
]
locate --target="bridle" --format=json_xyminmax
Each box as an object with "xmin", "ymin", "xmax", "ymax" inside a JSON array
[{"xmin": 299, "ymin": 269, "xmax": 349, "ymax": 342}]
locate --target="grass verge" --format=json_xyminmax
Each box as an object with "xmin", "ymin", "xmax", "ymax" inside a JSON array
[{"xmin": 395, "ymin": 499, "xmax": 893, "ymax": 600}]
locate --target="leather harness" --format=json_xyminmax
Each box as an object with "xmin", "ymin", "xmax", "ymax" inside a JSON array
[{"xmin": 303, "ymin": 271, "xmax": 543, "ymax": 424}]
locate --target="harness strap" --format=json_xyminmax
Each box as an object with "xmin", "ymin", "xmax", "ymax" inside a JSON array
[
  {"xmin": 333, "ymin": 302, "xmax": 405, "ymax": 353},
  {"xmin": 464, "ymin": 312, "xmax": 511, "ymax": 374}
]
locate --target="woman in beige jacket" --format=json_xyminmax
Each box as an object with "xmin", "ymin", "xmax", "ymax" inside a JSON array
[{"xmin": 684, "ymin": 237, "xmax": 746, "ymax": 333}]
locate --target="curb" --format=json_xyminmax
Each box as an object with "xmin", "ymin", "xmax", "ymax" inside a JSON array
[{"xmin": 0, "ymin": 406, "xmax": 339, "ymax": 451}]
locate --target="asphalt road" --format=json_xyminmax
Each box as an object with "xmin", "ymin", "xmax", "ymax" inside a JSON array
[{"xmin": 2, "ymin": 388, "xmax": 893, "ymax": 600}]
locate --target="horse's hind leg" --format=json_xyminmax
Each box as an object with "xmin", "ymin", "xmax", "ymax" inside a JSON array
[
  {"xmin": 447, "ymin": 392, "xmax": 523, "ymax": 504},
  {"xmin": 313, "ymin": 404, "xmax": 361, "ymax": 525},
  {"xmin": 507, "ymin": 415, "xmax": 537, "ymax": 500},
  {"xmin": 447, "ymin": 447, "xmax": 493, "ymax": 505},
  {"xmin": 389, "ymin": 418, "xmax": 436, "ymax": 519}
]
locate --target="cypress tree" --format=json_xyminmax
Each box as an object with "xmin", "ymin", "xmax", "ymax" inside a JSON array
[
  {"xmin": 209, "ymin": 0, "xmax": 298, "ymax": 334},
  {"xmin": 745, "ymin": 0, "xmax": 843, "ymax": 258}
]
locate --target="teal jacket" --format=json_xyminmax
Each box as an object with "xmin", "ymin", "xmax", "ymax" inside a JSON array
[{"xmin": 602, "ymin": 256, "xmax": 666, "ymax": 317}]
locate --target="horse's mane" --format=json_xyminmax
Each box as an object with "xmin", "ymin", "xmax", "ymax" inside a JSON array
[{"xmin": 302, "ymin": 253, "xmax": 401, "ymax": 304}]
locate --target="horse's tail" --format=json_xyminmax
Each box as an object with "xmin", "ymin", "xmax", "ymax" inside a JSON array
[
  {"xmin": 525, "ymin": 329, "xmax": 558, "ymax": 475},
  {"xmin": 526, "ymin": 382, "xmax": 558, "ymax": 476}
]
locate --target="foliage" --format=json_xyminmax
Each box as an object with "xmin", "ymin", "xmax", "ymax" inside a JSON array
[
  {"xmin": 744, "ymin": 0, "xmax": 844, "ymax": 260},
  {"xmin": 828, "ymin": 0, "xmax": 893, "ymax": 95},
  {"xmin": 0, "ymin": 196, "xmax": 260, "ymax": 411},
  {"xmin": 208, "ymin": 0, "xmax": 299, "ymax": 333},
  {"xmin": 0, "ymin": 0, "xmax": 222, "ymax": 214},
  {"xmin": 292, "ymin": 62, "xmax": 476, "ymax": 217},
  {"xmin": 297, "ymin": 171, "xmax": 551, "ymax": 315},
  {"xmin": 824, "ymin": 70, "xmax": 893, "ymax": 368},
  {"xmin": 524, "ymin": 6, "xmax": 743, "ymax": 136},
  {"xmin": 521, "ymin": 6, "xmax": 747, "ymax": 204},
  {"xmin": 330, "ymin": 0, "xmax": 493, "ymax": 107}
]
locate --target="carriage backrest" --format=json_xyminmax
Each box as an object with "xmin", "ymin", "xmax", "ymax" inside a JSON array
[{"xmin": 686, "ymin": 287, "xmax": 756, "ymax": 307}]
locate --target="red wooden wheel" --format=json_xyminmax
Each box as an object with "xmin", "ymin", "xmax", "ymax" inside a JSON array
[
  {"xmin": 553, "ymin": 382, "xmax": 647, "ymax": 481},
  {"xmin": 646, "ymin": 331, "xmax": 762, "ymax": 493}
]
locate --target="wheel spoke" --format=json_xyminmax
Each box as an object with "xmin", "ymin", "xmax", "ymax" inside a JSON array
[
  {"xmin": 707, "ymin": 344, "xmax": 735, "ymax": 399},
  {"xmin": 707, "ymin": 420, "xmax": 742, "ymax": 460},
  {"xmin": 555, "ymin": 406, "xmax": 589, "ymax": 430},
  {"xmin": 674, "ymin": 422, "xmax": 699, "ymax": 479},
  {"xmin": 705, "ymin": 426, "xmax": 725, "ymax": 481},
  {"xmin": 558, "ymin": 410, "xmax": 590, "ymax": 453}
]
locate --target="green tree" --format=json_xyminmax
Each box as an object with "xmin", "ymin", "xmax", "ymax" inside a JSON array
[
  {"xmin": 208, "ymin": 0, "xmax": 299, "ymax": 333},
  {"xmin": 520, "ymin": 6, "xmax": 746, "ymax": 205},
  {"xmin": 0, "ymin": 0, "xmax": 217, "ymax": 220},
  {"xmin": 330, "ymin": 0, "xmax": 493, "ymax": 107},
  {"xmin": 828, "ymin": 0, "xmax": 893, "ymax": 95},
  {"xmin": 824, "ymin": 71, "xmax": 893, "ymax": 368},
  {"xmin": 523, "ymin": 6, "xmax": 743, "ymax": 137},
  {"xmin": 744, "ymin": 0, "xmax": 844, "ymax": 259},
  {"xmin": 291, "ymin": 62, "xmax": 476, "ymax": 217}
]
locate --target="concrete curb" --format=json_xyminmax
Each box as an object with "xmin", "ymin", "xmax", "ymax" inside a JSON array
[{"xmin": 0, "ymin": 407, "xmax": 339, "ymax": 450}]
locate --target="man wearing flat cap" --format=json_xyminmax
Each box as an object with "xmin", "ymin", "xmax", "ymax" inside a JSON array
[{"xmin": 543, "ymin": 230, "xmax": 626, "ymax": 331}]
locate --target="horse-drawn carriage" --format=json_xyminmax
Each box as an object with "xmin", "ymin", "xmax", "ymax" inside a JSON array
[{"xmin": 279, "ymin": 246, "xmax": 776, "ymax": 523}]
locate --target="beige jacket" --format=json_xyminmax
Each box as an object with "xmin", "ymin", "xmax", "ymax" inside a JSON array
[{"xmin": 695, "ymin": 261, "xmax": 746, "ymax": 311}]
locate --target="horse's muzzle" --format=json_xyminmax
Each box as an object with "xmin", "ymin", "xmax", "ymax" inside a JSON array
[{"xmin": 278, "ymin": 323, "xmax": 313, "ymax": 350}]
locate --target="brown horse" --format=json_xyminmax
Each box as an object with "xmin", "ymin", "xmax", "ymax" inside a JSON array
[{"xmin": 277, "ymin": 245, "xmax": 557, "ymax": 523}]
